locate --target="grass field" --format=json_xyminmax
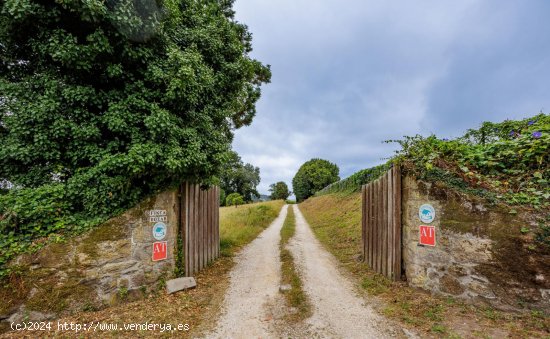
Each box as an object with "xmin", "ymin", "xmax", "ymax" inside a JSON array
[
  {"xmin": 219, "ymin": 200, "xmax": 285, "ymax": 256},
  {"xmin": 300, "ymin": 192, "xmax": 549, "ymax": 338}
]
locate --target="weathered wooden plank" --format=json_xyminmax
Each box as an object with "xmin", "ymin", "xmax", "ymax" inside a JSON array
[
  {"xmin": 216, "ymin": 186, "xmax": 220, "ymax": 258},
  {"xmin": 200, "ymin": 188, "xmax": 204, "ymax": 270},
  {"xmin": 382, "ymin": 173, "xmax": 388, "ymax": 277},
  {"xmin": 199, "ymin": 185, "xmax": 203, "ymax": 271},
  {"xmin": 181, "ymin": 183, "xmax": 188, "ymax": 277},
  {"xmin": 361, "ymin": 186, "xmax": 365, "ymax": 260},
  {"xmin": 187, "ymin": 183, "xmax": 193, "ymax": 276},
  {"xmin": 365, "ymin": 185, "xmax": 370, "ymax": 265},
  {"xmin": 372, "ymin": 180, "xmax": 378, "ymax": 272},
  {"xmin": 371, "ymin": 180, "xmax": 376, "ymax": 271},
  {"xmin": 387, "ymin": 170, "xmax": 394, "ymax": 279},
  {"xmin": 378, "ymin": 177, "xmax": 384, "ymax": 275},
  {"xmin": 213, "ymin": 187, "xmax": 217, "ymax": 259},
  {"xmin": 186, "ymin": 183, "xmax": 191, "ymax": 276},
  {"xmin": 393, "ymin": 166, "xmax": 402, "ymax": 281},
  {"xmin": 203, "ymin": 188, "xmax": 208, "ymax": 266},
  {"xmin": 197, "ymin": 187, "xmax": 201, "ymax": 271},
  {"xmin": 368, "ymin": 182, "xmax": 373, "ymax": 270},
  {"xmin": 207, "ymin": 188, "xmax": 211, "ymax": 264},
  {"xmin": 368, "ymin": 182, "xmax": 374, "ymax": 269},
  {"xmin": 375, "ymin": 178, "xmax": 382, "ymax": 273},
  {"xmin": 192, "ymin": 185, "xmax": 198, "ymax": 273},
  {"xmin": 194, "ymin": 184, "xmax": 199, "ymax": 275},
  {"xmin": 202, "ymin": 187, "xmax": 207, "ymax": 269}
]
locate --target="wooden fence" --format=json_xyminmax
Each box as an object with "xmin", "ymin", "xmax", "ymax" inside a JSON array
[
  {"xmin": 361, "ymin": 166, "xmax": 402, "ymax": 281},
  {"xmin": 179, "ymin": 183, "xmax": 220, "ymax": 277}
]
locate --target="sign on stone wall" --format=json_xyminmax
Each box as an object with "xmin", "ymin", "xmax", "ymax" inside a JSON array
[
  {"xmin": 152, "ymin": 241, "xmax": 168, "ymax": 261},
  {"xmin": 152, "ymin": 222, "xmax": 167, "ymax": 240},
  {"xmin": 147, "ymin": 209, "xmax": 169, "ymax": 261},
  {"xmin": 419, "ymin": 225, "xmax": 436, "ymax": 246},
  {"xmin": 148, "ymin": 209, "xmax": 168, "ymax": 222},
  {"xmin": 418, "ymin": 204, "xmax": 436, "ymax": 223}
]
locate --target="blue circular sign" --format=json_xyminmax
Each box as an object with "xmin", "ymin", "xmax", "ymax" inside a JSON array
[
  {"xmin": 152, "ymin": 222, "xmax": 167, "ymax": 240},
  {"xmin": 419, "ymin": 204, "xmax": 436, "ymax": 224}
]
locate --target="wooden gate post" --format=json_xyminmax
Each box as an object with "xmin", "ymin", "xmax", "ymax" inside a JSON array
[{"xmin": 362, "ymin": 166, "xmax": 402, "ymax": 281}]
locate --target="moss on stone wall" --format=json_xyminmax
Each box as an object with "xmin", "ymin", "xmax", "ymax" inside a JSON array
[{"xmin": 407, "ymin": 176, "xmax": 550, "ymax": 311}]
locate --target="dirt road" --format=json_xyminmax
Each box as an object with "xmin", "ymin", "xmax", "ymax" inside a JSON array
[
  {"xmin": 204, "ymin": 204, "xmax": 397, "ymax": 338},
  {"xmin": 204, "ymin": 205, "xmax": 288, "ymax": 338},
  {"xmin": 288, "ymin": 204, "xmax": 397, "ymax": 338}
]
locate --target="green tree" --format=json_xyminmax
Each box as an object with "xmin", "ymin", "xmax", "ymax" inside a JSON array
[
  {"xmin": 225, "ymin": 192, "xmax": 244, "ymax": 207},
  {"xmin": 292, "ymin": 159, "xmax": 339, "ymax": 202},
  {"xmin": 269, "ymin": 181, "xmax": 290, "ymax": 200},
  {"xmin": 0, "ymin": 0, "xmax": 270, "ymax": 268},
  {"xmin": 219, "ymin": 150, "xmax": 260, "ymax": 202}
]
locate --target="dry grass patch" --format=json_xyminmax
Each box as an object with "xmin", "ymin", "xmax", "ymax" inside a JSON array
[{"xmin": 300, "ymin": 192, "xmax": 549, "ymax": 338}]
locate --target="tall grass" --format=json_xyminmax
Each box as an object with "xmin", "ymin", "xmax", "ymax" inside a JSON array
[{"xmin": 219, "ymin": 200, "xmax": 285, "ymax": 256}]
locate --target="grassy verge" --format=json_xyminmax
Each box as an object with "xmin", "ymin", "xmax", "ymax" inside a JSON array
[
  {"xmin": 300, "ymin": 192, "xmax": 549, "ymax": 338},
  {"xmin": 279, "ymin": 206, "xmax": 311, "ymax": 321},
  {"xmin": 220, "ymin": 200, "xmax": 286, "ymax": 256},
  {"xmin": 4, "ymin": 200, "xmax": 285, "ymax": 338}
]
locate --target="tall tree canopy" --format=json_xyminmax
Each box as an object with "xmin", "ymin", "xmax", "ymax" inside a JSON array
[
  {"xmin": 292, "ymin": 159, "xmax": 339, "ymax": 202},
  {"xmin": 269, "ymin": 181, "xmax": 290, "ymax": 200},
  {"xmin": 0, "ymin": 0, "xmax": 270, "ymax": 257},
  {"xmin": 219, "ymin": 150, "xmax": 260, "ymax": 203}
]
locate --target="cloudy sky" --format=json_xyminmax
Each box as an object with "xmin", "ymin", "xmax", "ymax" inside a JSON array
[{"xmin": 232, "ymin": 0, "xmax": 550, "ymax": 196}]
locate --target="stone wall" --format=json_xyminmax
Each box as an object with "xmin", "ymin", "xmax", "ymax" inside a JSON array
[
  {"xmin": 402, "ymin": 176, "xmax": 549, "ymax": 312},
  {"xmin": 0, "ymin": 189, "xmax": 179, "ymax": 324}
]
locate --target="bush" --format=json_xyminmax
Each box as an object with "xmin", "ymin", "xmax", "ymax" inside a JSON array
[
  {"xmin": 390, "ymin": 113, "xmax": 549, "ymax": 208},
  {"xmin": 225, "ymin": 193, "xmax": 245, "ymax": 206}
]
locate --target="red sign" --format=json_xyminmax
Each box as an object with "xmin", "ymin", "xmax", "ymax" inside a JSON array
[
  {"xmin": 152, "ymin": 241, "xmax": 168, "ymax": 261},
  {"xmin": 419, "ymin": 225, "xmax": 436, "ymax": 246}
]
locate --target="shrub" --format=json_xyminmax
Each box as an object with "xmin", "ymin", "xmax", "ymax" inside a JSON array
[{"xmin": 225, "ymin": 193, "xmax": 245, "ymax": 207}]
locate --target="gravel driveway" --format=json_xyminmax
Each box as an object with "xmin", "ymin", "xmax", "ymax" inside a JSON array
[{"xmin": 204, "ymin": 204, "xmax": 398, "ymax": 338}]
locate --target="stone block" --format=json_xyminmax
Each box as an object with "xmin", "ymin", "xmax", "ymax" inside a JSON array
[{"xmin": 166, "ymin": 277, "xmax": 196, "ymax": 294}]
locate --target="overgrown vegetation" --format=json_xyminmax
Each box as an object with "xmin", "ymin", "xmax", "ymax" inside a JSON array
[
  {"xmin": 300, "ymin": 192, "xmax": 550, "ymax": 337},
  {"xmin": 279, "ymin": 206, "xmax": 311, "ymax": 321},
  {"xmin": 314, "ymin": 113, "xmax": 549, "ymax": 211},
  {"xmin": 0, "ymin": 0, "xmax": 270, "ymax": 278},
  {"xmin": 219, "ymin": 200, "xmax": 285, "ymax": 256},
  {"xmin": 390, "ymin": 113, "xmax": 549, "ymax": 209}
]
